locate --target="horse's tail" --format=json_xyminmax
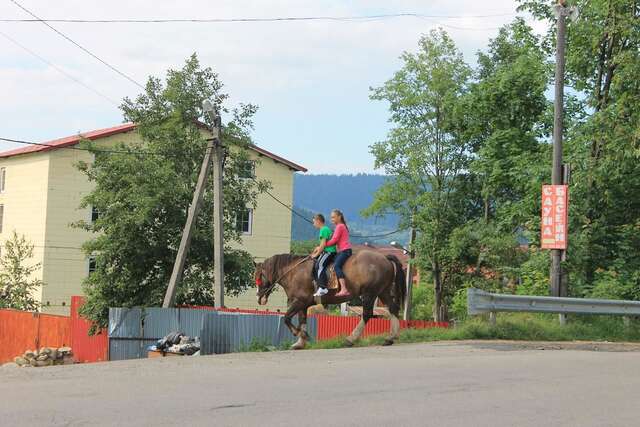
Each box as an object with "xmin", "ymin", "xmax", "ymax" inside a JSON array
[{"xmin": 385, "ymin": 254, "xmax": 406, "ymax": 313}]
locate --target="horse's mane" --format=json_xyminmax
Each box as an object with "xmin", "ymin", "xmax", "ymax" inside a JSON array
[{"xmin": 263, "ymin": 254, "xmax": 307, "ymax": 282}]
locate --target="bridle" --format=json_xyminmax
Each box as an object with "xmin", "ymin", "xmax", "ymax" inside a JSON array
[{"xmin": 258, "ymin": 256, "xmax": 311, "ymax": 297}]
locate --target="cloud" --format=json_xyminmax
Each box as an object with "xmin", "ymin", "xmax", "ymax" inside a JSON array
[{"xmin": 0, "ymin": 1, "xmax": 542, "ymax": 172}]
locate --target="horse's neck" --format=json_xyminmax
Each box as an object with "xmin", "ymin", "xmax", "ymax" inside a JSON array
[{"xmin": 274, "ymin": 260, "xmax": 301, "ymax": 296}]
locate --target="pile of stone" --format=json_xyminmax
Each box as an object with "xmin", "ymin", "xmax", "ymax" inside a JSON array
[{"xmin": 13, "ymin": 347, "xmax": 73, "ymax": 368}]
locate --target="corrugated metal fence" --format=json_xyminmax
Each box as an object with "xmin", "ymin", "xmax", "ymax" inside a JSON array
[
  {"xmin": 109, "ymin": 308, "xmax": 314, "ymax": 360},
  {"xmin": 108, "ymin": 307, "xmax": 447, "ymax": 361}
]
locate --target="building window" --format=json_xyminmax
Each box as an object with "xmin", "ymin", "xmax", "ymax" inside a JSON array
[
  {"xmin": 0, "ymin": 168, "xmax": 5, "ymax": 193},
  {"xmin": 91, "ymin": 206, "xmax": 100, "ymax": 223},
  {"xmin": 239, "ymin": 160, "xmax": 256, "ymax": 179},
  {"xmin": 0, "ymin": 205, "xmax": 4, "ymax": 233},
  {"xmin": 88, "ymin": 257, "xmax": 97, "ymax": 275},
  {"xmin": 236, "ymin": 209, "xmax": 253, "ymax": 235}
]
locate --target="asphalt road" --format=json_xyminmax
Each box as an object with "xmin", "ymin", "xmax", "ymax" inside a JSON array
[{"xmin": 1, "ymin": 341, "xmax": 639, "ymax": 427}]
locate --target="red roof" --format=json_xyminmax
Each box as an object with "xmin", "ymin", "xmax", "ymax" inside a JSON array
[{"xmin": 0, "ymin": 123, "xmax": 307, "ymax": 172}]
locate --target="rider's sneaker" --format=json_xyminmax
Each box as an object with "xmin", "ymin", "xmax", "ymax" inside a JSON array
[{"xmin": 313, "ymin": 288, "xmax": 329, "ymax": 297}]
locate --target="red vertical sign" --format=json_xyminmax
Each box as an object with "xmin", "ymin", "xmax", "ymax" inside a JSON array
[{"xmin": 541, "ymin": 185, "xmax": 568, "ymax": 249}]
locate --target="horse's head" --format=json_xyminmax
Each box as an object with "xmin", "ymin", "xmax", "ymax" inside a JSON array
[{"xmin": 254, "ymin": 261, "xmax": 272, "ymax": 305}]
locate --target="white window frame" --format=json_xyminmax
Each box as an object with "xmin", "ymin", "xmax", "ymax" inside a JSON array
[{"xmin": 237, "ymin": 208, "xmax": 253, "ymax": 235}]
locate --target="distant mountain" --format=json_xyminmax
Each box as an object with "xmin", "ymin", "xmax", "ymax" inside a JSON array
[
  {"xmin": 291, "ymin": 205, "xmax": 317, "ymax": 241},
  {"xmin": 291, "ymin": 173, "xmax": 404, "ymax": 244}
]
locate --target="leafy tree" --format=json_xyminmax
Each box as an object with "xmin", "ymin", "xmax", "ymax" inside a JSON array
[
  {"xmin": 464, "ymin": 18, "xmax": 550, "ymax": 229},
  {"xmin": 366, "ymin": 29, "xmax": 473, "ymax": 321},
  {"xmin": 290, "ymin": 240, "xmax": 317, "ymax": 256},
  {"xmin": 75, "ymin": 55, "xmax": 268, "ymax": 327},
  {"xmin": 519, "ymin": 0, "xmax": 640, "ymax": 297},
  {"xmin": 0, "ymin": 231, "xmax": 43, "ymax": 311},
  {"xmin": 448, "ymin": 19, "xmax": 551, "ymax": 298}
]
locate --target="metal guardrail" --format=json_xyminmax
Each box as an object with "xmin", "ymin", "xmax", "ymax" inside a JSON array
[{"xmin": 467, "ymin": 288, "xmax": 640, "ymax": 316}]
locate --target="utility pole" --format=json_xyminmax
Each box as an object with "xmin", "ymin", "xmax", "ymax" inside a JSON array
[
  {"xmin": 403, "ymin": 224, "xmax": 416, "ymax": 321},
  {"xmin": 550, "ymin": 0, "xmax": 568, "ymax": 298},
  {"xmin": 162, "ymin": 101, "xmax": 222, "ymax": 308},
  {"xmin": 209, "ymin": 104, "xmax": 225, "ymax": 309}
]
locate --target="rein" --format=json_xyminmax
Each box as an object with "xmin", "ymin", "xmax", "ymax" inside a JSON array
[{"xmin": 262, "ymin": 256, "xmax": 311, "ymax": 296}]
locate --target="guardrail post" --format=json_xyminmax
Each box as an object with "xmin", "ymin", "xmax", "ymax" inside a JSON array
[
  {"xmin": 558, "ymin": 313, "xmax": 567, "ymax": 326},
  {"xmin": 489, "ymin": 312, "xmax": 497, "ymax": 326},
  {"xmin": 623, "ymin": 316, "xmax": 631, "ymax": 328}
]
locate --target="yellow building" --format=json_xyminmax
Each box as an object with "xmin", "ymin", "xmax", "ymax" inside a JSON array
[{"xmin": 0, "ymin": 124, "xmax": 306, "ymax": 314}]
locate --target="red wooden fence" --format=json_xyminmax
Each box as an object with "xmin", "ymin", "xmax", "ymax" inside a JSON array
[
  {"xmin": 70, "ymin": 296, "xmax": 109, "ymax": 363},
  {"xmin": 0, "ymin": 309, "xmax": 71, "ymax": 364}
]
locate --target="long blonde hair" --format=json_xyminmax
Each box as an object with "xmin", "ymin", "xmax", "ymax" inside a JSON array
[{"xmin": 332, "ymin": 209, "xmax": 348, "ymax": 231}]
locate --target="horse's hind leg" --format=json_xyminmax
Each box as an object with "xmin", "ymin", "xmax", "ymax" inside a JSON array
[
  {"xmin": 378, "ymin": 290, "xmax": 401, "ymax": 346},
  {"xmin": 345, "ymin": 294, "xmax": 375, "ymax": 347}
]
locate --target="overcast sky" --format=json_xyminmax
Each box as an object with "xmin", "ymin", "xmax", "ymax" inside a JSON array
[{"xmin": 0, "ymin": 1, "xmax": 542, "ymax": 174}]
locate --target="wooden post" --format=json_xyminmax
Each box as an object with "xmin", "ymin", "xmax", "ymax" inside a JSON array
[
  {"xmin": 403, "ymin": 225, "xmax": 416, "ymax": 321},
  {"xmin": 163, "ymin": 138, "xmax": 216, "ymax": 308}
]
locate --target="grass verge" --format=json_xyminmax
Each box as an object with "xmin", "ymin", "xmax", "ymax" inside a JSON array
[{"xmin": 307, "ymin": 313, "xmax": 640, "ymax": 350}]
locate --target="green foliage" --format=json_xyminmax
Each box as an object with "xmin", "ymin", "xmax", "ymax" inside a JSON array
[
  {"xmin": 75, "ymin": 55, "xmax": 268, "ymax": 327},
  {"xmin": 0, "ymin": 231, "xmax": 43, "ymax": 311},
  {"xmin": 308, "ymin": 314, "xmax": 640, "ymax": 349},
  {"xmin": 517, "ymin": 0, "xmax": 640, "ymax": 300},
  {"xmin": 290, "ymin": 240, "xmax": 316, "ymax": 256},
  {"xmin": 410, "ymin": 283, "xmax": 434, "ymax": 321},
  {"xmin": 367, "ymin": 29, "xmax": 473, "ymax": 321},
  {"xmin": 516, "ymin": 250, "xmax": 550, "ymax": 296}
]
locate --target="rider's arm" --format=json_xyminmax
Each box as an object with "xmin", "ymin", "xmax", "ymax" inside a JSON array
[
  {"xmin": 325, "ymin": 225, "xmax": 343, "ymax": 247},
  {"xmin": 311, "ymin": 238, "xmax": 327, "ymax": 258}
]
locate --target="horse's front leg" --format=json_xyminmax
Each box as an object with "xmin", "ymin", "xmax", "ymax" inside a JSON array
[
  {"xmin": 291, "ymin": 309, "xmax": 310, "ymax": 350},
  {"xmin": 284, "ymin": 299, "xmax": 303, "ymax": 338}
]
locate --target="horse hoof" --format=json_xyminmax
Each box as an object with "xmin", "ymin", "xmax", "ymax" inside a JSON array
[
  {"xmin": 290, "ymin": 340, "xmax": 306, "ymax": 350},
  {"xmin": 382, "ymin": 339, "xmax": 394, "ymax": 346},
  {"xmin": 344, "ymin": 339, "xmax": 354, "ymax": 348}
]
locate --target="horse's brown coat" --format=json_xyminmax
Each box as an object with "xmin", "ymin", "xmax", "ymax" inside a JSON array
[{"xmin": 255, "ymin": 249, "xmax": 405, "ymax": 348}]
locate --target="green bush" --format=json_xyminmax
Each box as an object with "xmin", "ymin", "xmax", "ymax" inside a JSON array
[{"xmin": 410, "ymin": 283, "xmax": 434, "ymax": 320}]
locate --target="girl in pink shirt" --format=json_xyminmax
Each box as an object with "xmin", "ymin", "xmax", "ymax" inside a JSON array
[{"xmin": 324, "ymin": 209, "xmax": 352, "ymax": 297}]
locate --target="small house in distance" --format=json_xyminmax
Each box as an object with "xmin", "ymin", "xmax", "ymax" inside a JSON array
[{"xmin": 0, "ymin": 123, "xmax": 306, "ymax": 314}]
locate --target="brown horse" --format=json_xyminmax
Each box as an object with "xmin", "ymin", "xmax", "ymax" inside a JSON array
[{"xmin": 254, "ymin": 249, "xmax": 406, "ymax": 349}]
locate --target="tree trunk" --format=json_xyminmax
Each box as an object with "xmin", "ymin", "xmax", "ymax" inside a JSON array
[{"xmin": 432, "ymin": 260, "xmax": 446, "ymax": 322}]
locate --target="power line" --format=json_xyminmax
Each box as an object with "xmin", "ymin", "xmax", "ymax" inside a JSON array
[
  {"xmin": 0, "ymin": 29, "xmax": 119, "ymax": 106},
  {"xmin": 351, "ymin": 229, "xmax": 404, "ymax": 239},
  {"xmin": 9, "ymin": 0, "xmax": 144, "ymax": 89},
  {"xmin": 0, "ymin": 12, "xmax": 517, "ymax": 24}
]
